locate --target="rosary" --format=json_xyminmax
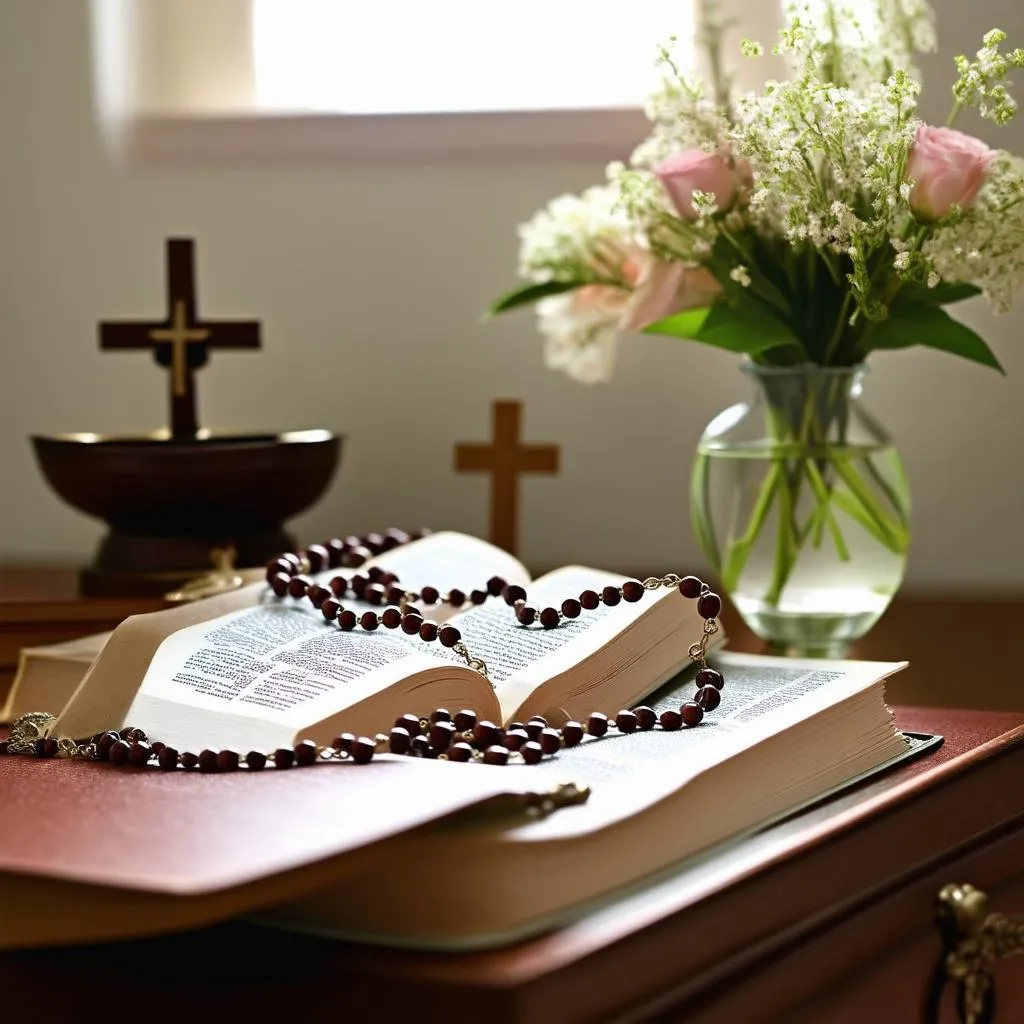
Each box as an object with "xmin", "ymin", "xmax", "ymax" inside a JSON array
[{"xmin": 1, "ymin": 528, "xmax": 726, "ymax": 773}]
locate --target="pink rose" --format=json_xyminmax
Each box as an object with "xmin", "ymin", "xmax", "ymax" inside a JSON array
[
  {"xmin": 906, "ymin": 125, "xmax": 996, "ymax": 222},
  {"xmin": 618, "ymin": 260, "xmax": 722, "ymax": 333},
  {"xmin": 655, "ymin": 150, "xmax": 746, "ymax": 220}
]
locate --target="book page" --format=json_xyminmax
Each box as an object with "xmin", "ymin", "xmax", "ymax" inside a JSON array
[
  {"xmin": 504, "ymin": 650, "xmax": 908, "ymax": 836},
  {"xmin": 55, "ymin": 531, "xmax": 525, "ymax": 741},
  {"xmin": 446, "ymin": 566, "xmax": 683, "ymax": 721},
  {"xmin": 356, "ymin": 531, "xmax": 531, "ymax": 616},
  {"xmin": 125, "ymin": 591, "xmax": 468, "ymax": 750}
]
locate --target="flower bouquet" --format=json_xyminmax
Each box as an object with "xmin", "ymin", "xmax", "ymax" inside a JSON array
[{"xmin": 488, "ymin": 1, "xmax": 1023, "ymax": 655}]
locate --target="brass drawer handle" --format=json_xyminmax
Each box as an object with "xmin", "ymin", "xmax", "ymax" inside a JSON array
[{"xmin": 926, "ymin": 883, "xmax": 1024, "ymax": 1024}]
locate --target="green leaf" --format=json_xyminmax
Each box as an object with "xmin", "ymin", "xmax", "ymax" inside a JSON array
[
  {"xmin": 643, "ymin": 297, "xmax": 804, "ymax": 357},
  {"xmin": 863, "ymin": 302, "xmax": 1004, "ymax": 373},
  {"xmin": 893, "ymin": 281, "xmax": 982, "ymax": 307},
  {"xmin": 485, "ymin": 279, "xmax": 582, "ymax": 318}
]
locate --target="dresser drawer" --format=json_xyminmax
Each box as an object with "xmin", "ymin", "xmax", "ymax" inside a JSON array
[{"xmin": 666, "ymin": 824, "xmax": 1024, "ymax": 1022}]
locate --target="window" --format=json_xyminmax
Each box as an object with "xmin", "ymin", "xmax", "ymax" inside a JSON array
[
  {"xmin": 251, "ymin": 0, "xmax": 694, "ymax": 115},
  {"xmin": 91, "ymin": 0, "xmax": 784, "ymax": 164}
]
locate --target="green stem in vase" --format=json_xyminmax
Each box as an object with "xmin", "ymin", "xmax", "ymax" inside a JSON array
[{"xmin": 720, "ymin": 459, "xmax": 782, "ymax": 593}]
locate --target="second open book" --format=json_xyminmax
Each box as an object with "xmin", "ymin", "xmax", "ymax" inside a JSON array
[{"xmin": 51, "ymin": 531, "xmax": 722, "ymax": 750}]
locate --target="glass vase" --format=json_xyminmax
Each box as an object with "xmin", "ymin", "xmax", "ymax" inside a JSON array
[{"xmin": 691, "ymin": 362, "xmax": 911, "ymax": 658}]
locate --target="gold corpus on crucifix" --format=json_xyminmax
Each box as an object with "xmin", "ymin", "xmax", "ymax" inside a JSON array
[
  {"xmin": 455, "ymin": 400, "xmax": 560, "ymax": 555},
  {"xmin": 148, "ymin": 300, "xmax": 211, "ymax": 398},
  {"xmin": 98, "ymin": 238, "xmax": 261, "ymax": 439}
]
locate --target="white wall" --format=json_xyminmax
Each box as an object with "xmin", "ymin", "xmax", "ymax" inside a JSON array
[{"xmin": 2, "ymin": 0, "xmax": 1023, "ymax": 589}]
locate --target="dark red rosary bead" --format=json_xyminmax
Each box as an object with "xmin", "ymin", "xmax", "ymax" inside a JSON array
[
  {"xmin": 621, "ymin": 580, "xmax": 645, "ymax": 602},
  {"xmin": 342, "ymin": 545, "xmax": 373, "ymax": 568},
  {"xmin": 389, "ymin": 727, "xmax": 412, "ymax": 754},
  {"xmin": 128, "ymin": 742, "xmax": 152, "ymax": 767},
  {"xmin": 429, "ymin": 722, "xmax": 456, "ymax": 750},
  {"xmin": 539, "ymin": 728, "xmax": 563, "ymax": 755},
  {"xmin": 307, "ymin": 584, "xmax": 331, "ymax": 608},
  {"xmin": 158, "ymin": 747, "xmax": 179, "ymax": 770},
  {"xmin": 273, "ymin": 748, "xmax": 295, "ymax": 769},
  {"xmin": 411, "ymin": 735, "xmax": 431, "ymax": 757},
  {"xmin": 267, "ymin": 557, "xmax": 295, "ymax": 579},
  {"xmin": 396, "ymin": 713, "xmax": 422, "ymax": 736},
  {"xmin": 338, "ymin": 609, "xmax": 358, "ymax": 631},
  {"xmin": 329, "ymin": 576, "xmax": 348, "ymax": 597},
  {"xmin": 429, "ymin": 709, "xmax": 451, "ymax": 724},
  {"xmin": 420, "ymin": 585, "xmax": 440, "ymax": 604},
  {"xmin": 326, "ymin": 538, "xmax": 346, "ymax": 567},
  {"xmin": 333, "ymin": 733, "xmax": 356, "ymax": 753},
  {"xmin": 350, "ymin": 574, "xmax": 369, "ymax": 597},
  {"xmin": 696, "ymin": 667, "xmax": 724, "ymax": 690},
  {"xmin": 454, "ymin": 709, "xmax": 477, "ymax": 731},
  {"xmin": 580, "ymin": 589, "xmax": 600, "ymax": 610},
  {"xmin": 602, "ymin": 586, "xmax": 621, "ymax": 606},
  {"xmin": 419, "ymin": 620, "xmax": 438, "ymax": 642},
  {"xmin": 294, "ymin": 740, "xmax": 318, "ymax": 766},
  {"xmin": 438, "ymin": 625, "xmax": 462, "ymax": 648},
  {"xmin": 381, "ymin": 607, "xmax": 402, "ymax": 629},
  {"xmin": 561, "ymin": 722, "xmax": 584, "ymax": 747},
  {"xmin": 524, "ymin": 718, "xmax": 546, "ymax": 740},
  {"xmin": 447, "ymin": 742, "xmax": 473, "ymax": 762},
  {"xmin": 633, "ymin": 707, "xmax": 656, "ymax": 730},
  {"xmin": 660, "ymin": 709, "xmax": 683, "ymax": 731},
  {"xmin": 304, "ymin": 544, "xmax": 330, "ymax": 572},
  {"xmin": 473, "ymin": 720, "xmax": 501, "ymax": 746},
  {"xmin": 504, "ymin": 728, "xmax": 529, "ymax": 751},
  {"xmin": 520, "ymin": 741, "xmax": 544, "ymax": 764},
  {"xmin": 447, "ymin": 588, "xmax": 466, "ymax": 608},
  {"xmin": 470, "ymin": 589, "xmax": 488, "ymax": 605},
  {"xmin": 502, "ymin": 584, "xmax": 527, "ymax": 605},
  {"xmin": 681, "ymin": 702, "xmax": 704, "ymax": 726},
  {"xmin": 616, "ymin": 710, "xmax": 639, "ymax": 733},
  {"xmin": 386, "ymin": 585, "xmax": 406, "ymax": 605},
  {"xmin": 516, "ymin": 605, "xmax": 537, "ymax": 625},
  {"xmin": 246, "ymin": 750, "xmax": 267, "ymax": 770},
  {"xmin": 696, "ymin": 685, "xmax": 721, "ymax": 712},
  {"xmin": 269, "ymin": 571, "xmax": 291, "ymax": 597},
  {"xmin": 198, "ymin": 749, "xmax": 219, "ymax": 773},
  {"xmin": 360, "ymin": 611, "xmax": 379, "ymax": 631},
  {"xmin": 217, "ymin": 749, "xmax": 240, "ymax": 772},
  {"xmin": 561, "ymin": 598, "xmax": 581, "ymax": 619},
  {"xmin": 487, "ymin": 575, "xmax": 507, "ymax": 596},
  {"xmin": 180, "ymin": 752, "xmax": 199, "ymax": 769},
  {"xmin": 697, "ymin": 592, "xmax": 722, "ymax": 619},
  {"xmin": 352, "ymin": 737, "xmax": 375, "ymax": 764},
  {"xmin": 483, "ymin": 746, "xmax": 509, "ymax": 766},
  {"xmin": 539, "ymin": 607, "xmax": 560, "ymax": 629},
  {"xmin": 321, "ymin": 598, "xmax": 341, "ymax": 621},
  {"xmin": 679, "ymin": 575, "xmax": 703, "ymax": 599},
  {"xmin": 363, "ymin": 583, "xmax": 387, "ymax": 606},
  {"xmin": 401, "ymin": 613, "xmax": 423, "ymax": 635},
  {"xmin": 109, "ymin": 740, "xmax": 130, "ymax": 765},
  {"xmin": 587, "ymin": 713, "xmax": 609, "ymax": 737}
]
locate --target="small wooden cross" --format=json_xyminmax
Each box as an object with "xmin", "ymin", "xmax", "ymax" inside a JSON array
[
  {"xmin": 99, "ymin": 238, "xmax": 261, "ymax": 438},
  {"xmin": 455, "ymin": 400, "xmax": 560, "ymax": 554}
]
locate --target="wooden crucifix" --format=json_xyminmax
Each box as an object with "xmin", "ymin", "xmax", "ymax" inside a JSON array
[
  {"xmin": 99, "ymin": 238, "xmax": 261, "ymax": 438},
  {"xmin": 455, "ymin": 400, "xmax": 560, "ymax": 555}
]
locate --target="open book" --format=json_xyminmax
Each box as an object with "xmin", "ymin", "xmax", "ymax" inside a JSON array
[
  {"xmin": 0, "ymin": 650, "xmax": 918, "ymax": 952},
  {"xmin": 46, "ymin": 532, "xmax": 722, "ymax": 750}
]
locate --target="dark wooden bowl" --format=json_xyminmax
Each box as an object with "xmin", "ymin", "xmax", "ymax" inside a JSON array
[{"xmin": 31, "ymin": 430, "xmax": 342, "ymax": 593}]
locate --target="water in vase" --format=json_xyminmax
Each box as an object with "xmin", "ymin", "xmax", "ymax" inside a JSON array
[{"xmin": 694, "ymin": 440, "xmax": 910, "ymax": 657}]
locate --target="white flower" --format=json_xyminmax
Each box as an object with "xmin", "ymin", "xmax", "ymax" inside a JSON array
[
  {"xmin": 730, "ymin": 264, "xmax": 752, "ymax": 287},
  {"xmin": 535, "ymin": 294, "xmax": 619, "ymax": 385}
]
